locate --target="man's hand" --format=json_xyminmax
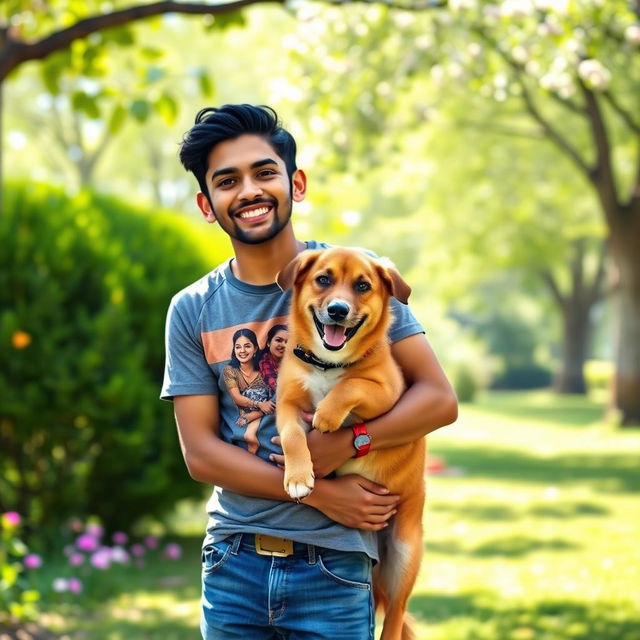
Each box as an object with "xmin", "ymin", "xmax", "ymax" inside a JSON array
[
  {"xmin": 304, "ymin": 475, "xmax": 399, "ymax": 531},
  {"xmin": 270, "ymin": 411, "xmax": 354, "ymax": 477}
]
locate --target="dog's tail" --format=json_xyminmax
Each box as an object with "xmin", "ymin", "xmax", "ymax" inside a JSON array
[{"xmin": 401, "ymin": 613, "xmax": 418, "ymax": 640}]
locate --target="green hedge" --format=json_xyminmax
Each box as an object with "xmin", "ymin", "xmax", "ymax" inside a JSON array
[{"xmin": 0, "ymin": 183, "xmax": 225, "ymax": 535}]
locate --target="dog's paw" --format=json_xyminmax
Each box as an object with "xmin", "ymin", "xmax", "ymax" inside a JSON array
[
  {"xmin": 284, "ymin": 467, "xmax": 315, "ymax": 499},
  {"xmin": 312, "ymin": 408, "xmax": 342, "ymax": 433}
]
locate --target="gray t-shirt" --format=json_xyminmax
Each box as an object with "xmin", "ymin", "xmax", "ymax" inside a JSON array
[{"xmin": 161, "ymin": 241, "xmax": 424, "ymax": 560}]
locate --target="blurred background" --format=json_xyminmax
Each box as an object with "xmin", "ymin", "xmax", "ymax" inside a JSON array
[{"xmin": 1, "ymin": 1, "xmax": 639, "ymax": 638}]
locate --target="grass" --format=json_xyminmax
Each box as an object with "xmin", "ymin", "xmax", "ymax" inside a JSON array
[
  {"xmin": 36, "ymin": 390, "xmax": 640, "ymax": 639},
  {"xmin": 410, "ymin": 390, "xmax": 640, "ymax": 640}
]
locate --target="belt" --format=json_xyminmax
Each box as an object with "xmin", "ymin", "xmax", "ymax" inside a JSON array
[{"xmin": 254, "ymin": 534, "xmax": 295, "ymax": 557}]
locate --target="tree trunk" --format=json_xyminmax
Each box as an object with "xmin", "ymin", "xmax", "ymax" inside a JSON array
[
  {"xmin": 555, "ymin": 306, "xmax": 590, "ymax": 394},
  {"xmin": 611, "ymin": 215, "xmax": 640, "ymax": 425}
]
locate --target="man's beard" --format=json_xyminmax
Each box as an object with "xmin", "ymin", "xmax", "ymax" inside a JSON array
[{"xmin": 218, "ymin": 196, "xmax": 293, "ymax": 245}]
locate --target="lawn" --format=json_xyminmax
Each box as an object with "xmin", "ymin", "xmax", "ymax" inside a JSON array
[{"xmin": 34, "ymin": 391, "xmax": 640, "ymax": 639}]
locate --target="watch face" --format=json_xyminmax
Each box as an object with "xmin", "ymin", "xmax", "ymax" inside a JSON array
[{"xmin": 354, "ymin": 434, "xmax": 371, "ymax": 449}]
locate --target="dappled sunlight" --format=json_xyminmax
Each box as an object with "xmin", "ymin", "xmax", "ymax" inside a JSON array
[{"xmin": 413, "ymin": 394, "xmax": 640, "ymax": 638}]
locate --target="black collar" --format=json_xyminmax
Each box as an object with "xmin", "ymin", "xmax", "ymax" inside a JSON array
[{"xmin": 293, "ymin": 345, "xmax": 374, "ymax": 371}]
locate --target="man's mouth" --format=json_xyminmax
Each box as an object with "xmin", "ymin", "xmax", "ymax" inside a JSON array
[
  {"xmin": 238, "ymin": 206, "xmax": 270, "ymax": 220},
  {"xmin": 235, "ymin": 201, "xmax": 274, "ymax": 221},
  {"xmin": 311, "ymin": 309, "xmax": 367, "ymax": 351}
]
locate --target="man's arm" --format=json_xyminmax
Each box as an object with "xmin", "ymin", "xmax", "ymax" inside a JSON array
[
  {"xmin": 173, "ymin": 394, "xmax": 399, "ymax": 529},
  {"xmin": 304, "ymin": 333, "xmax": 458, "ymax": 477}
]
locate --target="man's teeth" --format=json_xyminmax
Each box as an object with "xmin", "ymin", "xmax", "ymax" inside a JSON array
[{"xmin": 239, "ymin": 207, "xmax": 269, "ymax": 219}]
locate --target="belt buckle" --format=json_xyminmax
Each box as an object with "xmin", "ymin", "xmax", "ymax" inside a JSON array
[{"xmin": 255, "ymin": 534, "xmax": 294, "ymax": 557}]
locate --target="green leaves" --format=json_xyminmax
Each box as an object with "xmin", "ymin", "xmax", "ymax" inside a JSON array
[
  {"xmin": 129, "ymin": 99, "xmax": 151, "ymax": 123},
  {"xmin": 155, "ymin": 93, "xmax": 178, "ymax": 125},
  {"xmin": 71, "ymin": 91, "xmax": 101, "ymax": 119}
]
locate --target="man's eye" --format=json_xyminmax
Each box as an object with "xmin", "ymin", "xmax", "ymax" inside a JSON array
[
  {"xmin": 355, "ymin": 281, "xmax": 371, "ymax": 293},
  {"xmin": 316, "ymin": 275, "xmax": 331, "ymax": 287},
  {"xmin": 218, "ymin": 178, "xmax": 235, "ymax": 187},
  {"xmin": 258, "ymin": 170, "xmax": 276, "ymax": 177}
]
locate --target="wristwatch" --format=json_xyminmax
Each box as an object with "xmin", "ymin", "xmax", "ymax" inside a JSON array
[{"xmin": 351, "ymin": 423, "xmax": 371, "ymax": 458}]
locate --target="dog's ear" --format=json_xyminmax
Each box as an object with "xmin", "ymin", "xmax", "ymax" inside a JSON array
[
  {"xmin": 276, "ymin": 250, "xmax": 323, "ymax": 291},
  {"xmin": 375, "ymin": 257, "xmax": 411, "ymax": 304}
]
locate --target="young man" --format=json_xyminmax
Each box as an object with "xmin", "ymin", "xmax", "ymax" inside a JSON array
[{"xmin": 161, "ymin": 104, "xmax": 457, "ymax": 639}]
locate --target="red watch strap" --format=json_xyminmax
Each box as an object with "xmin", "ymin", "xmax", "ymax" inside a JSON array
[{"xmin": 352, "ymin": 422, "xmax": 371, "ymax": 458}]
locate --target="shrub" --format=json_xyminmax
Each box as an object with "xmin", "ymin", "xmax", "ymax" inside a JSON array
[
  {"xmin": 0, "ymin": 512, "xmax": 40, "ymax": 623},
  {"xmin": 453, "ymin": 364, "xmax": 478, "ymax": 403},
  {"xmin": 0, "ymin": 183, "xmax": 225, "ymax": 535},
  {"xmin": 491, "ymin": 364, "xmax": 553, "ymax": 390}
]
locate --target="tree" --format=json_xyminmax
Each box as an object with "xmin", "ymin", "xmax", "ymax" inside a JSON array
[
  {"xmin": 430, "ymin": 0, "xmax": 640, "ymax": 422},
  {"xmin": 274, "ymin": 0, "xmax": 639, "ymax": 422},
  {"xmin": 0, "ymin": 0, "xmax": 259, "ymax": 206}
]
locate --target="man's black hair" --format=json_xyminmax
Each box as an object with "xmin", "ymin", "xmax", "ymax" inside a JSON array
[{"xmin": 179, "ymin": 104, "xmax": 297, "ymax": 200}]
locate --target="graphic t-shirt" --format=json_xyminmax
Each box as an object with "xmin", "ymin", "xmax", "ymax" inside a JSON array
[{"xmin": 161, "ymin": 241, "xmax": 424, "ymax": 560}]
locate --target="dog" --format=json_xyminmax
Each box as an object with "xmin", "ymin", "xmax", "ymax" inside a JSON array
[{"xmin": 276, "ymin": 247, "xmax": 426, "ymax": 640}]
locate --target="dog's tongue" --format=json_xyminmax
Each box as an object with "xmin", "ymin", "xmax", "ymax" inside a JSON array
[{"xmin": 323, "ymin": 324, "xmax": 347, "ymax": 348}]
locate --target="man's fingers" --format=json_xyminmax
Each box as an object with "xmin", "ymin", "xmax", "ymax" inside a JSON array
[
  {"xmin": 271, "ymin": 436, "xmax": 281, "ymax": 446},
  {"xmin": 357, "ymin": 477, "xmax": 395, "ymax": 496},
  {"xmin": 269, "ymin": 453, "xmax": 285, "ymax": 466},
  {"xmin": 299, "ymin": 410, "xmax": 314, "ymax": 424}
]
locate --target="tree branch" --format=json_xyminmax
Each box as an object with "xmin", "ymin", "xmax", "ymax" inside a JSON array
[
  {"xmin": 471, "ymin": 25, "xmax": 592, "ymax": 177},
  {"xmin": 601, "ymin": 90, "xmax": 640, "ymax": 135},
  {"xmin": 457, "ymin": 118, "xmax": 545, "ymax": 140},
  {"xmin": 0, "ymin": 0, "xmax": 285, "ymax": 81},
  {"xmin": 579, "ymin": 78, "xmax": 621, "ymax": 228},
  {"xmin": 539, "ymin": 268, "xmax": 567, "ymax": 312},
  {"xmin": 517, "ymin": 80, "xmax": 592, "ymax": 177}
]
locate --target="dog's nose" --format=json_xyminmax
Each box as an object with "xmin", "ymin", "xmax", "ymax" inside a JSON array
[{"xmin": 327, "ymin": 301, "xmax": 350, "ymax": 322}]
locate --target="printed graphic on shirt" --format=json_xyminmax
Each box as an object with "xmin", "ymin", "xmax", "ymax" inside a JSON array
[{"xmin": 215, "ymin": 321, "xmax": 289, "ymax": 455}]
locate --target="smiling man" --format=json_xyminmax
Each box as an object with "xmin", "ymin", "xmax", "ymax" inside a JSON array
[{"xmin": 161, "ymin": 104, "xmax": 457, "ymax": 640}]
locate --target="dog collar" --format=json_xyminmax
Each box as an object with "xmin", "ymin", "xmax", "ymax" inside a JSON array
[{"xmin": 292, "ymin": 345, "xmax": 375, "ymax": 371}]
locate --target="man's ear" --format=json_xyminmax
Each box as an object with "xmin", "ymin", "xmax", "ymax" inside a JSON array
[
  {"xmin": 375, "ymin": 258, "xmax": 411, "ymax": 305},
  {"xmin": 276, "ymin": 250, "xmax": 322, "ymax": 291},
  {"xmin": 196, "ymin": 192, "xmax": 217, "ymax": 224},
  {"xmin": 291, "ymin": 169, "xmax": 307, "ymax": 203}
]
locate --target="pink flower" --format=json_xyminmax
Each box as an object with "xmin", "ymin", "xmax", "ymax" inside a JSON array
[
  {"xmin": 76, "ymin": 534, "xmax": 99, "ymax": 553},
  {"xmin": 110, "ymin": 546, "xmax": 130, "ymax": 564},
  {"xmin": 90, "ymin": 548, "xmax": 111, "ymax": 570},
  {"xmin": 67, "ymin": 578, "xmax": 83, "ymax": 594},
  {"xmin": 52, "ymin": 578, "xmax": 68, "ymax": 592},
  {"xmin": 164, "ymin": 543, "xmax": 182, "ymax": 560},
  {"xmin": 112, "ymin": 531, "xmax": 128, "ymax": 545},
  {"xmin": 24, "ymin": 554, "xmax": 42, "ymax": 569},
  {"xmin": 3, "ymin": 511, "xmax": 21, "ymax": 528},
  {"xmin": 130, "ymin": 543, "xmax": 146, "ymax": 557},
  {"xmin": 69, "ymin": 553, "xmax": 85, "ymax": 566},
  {"xmin": 69, "ymin": 518, "xmax": 84, "ymax": 532},
  {"xmin": 144, "ymin": 535, "xmax": 159, "ymax": 550},
  {"xmin": 85, "ymin": 523, "xmax": 104, "ymax": 539}
]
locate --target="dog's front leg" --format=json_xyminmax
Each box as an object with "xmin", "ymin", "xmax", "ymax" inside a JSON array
[
  {"xmin": 277, "ymin": 383, "xmax": 316, "ymax": 499},
  {"xmin": 313, "ymin": 379, "xmax": 389, "ymax": 433}
]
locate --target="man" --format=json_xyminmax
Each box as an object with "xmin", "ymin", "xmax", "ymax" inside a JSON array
[{"xmin": 161, "ymin": 104, "xmax": 457, "ymax": 639}]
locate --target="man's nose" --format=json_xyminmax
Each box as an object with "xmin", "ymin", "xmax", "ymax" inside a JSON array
[{"xmin": 238, "ymin": 177, "xmax": 263, "ymax": 200}]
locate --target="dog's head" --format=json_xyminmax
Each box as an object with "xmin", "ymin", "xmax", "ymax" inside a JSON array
[{"xmin": 277, "ymin": 248, "xmax": 410, "ymax": 357}]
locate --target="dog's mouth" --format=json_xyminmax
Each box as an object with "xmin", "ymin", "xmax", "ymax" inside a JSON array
[{"xmin": 311, "ymin": 308, "xmax": 367, "ymax": 351}]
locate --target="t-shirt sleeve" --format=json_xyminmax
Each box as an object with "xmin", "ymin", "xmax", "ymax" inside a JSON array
[
  {"xmin": 160, "ymin": 296, "xmax": 219, "ymax": 401},
  {"xmin": 222, "ymin": 365, "xmax": 238, "ymax": 390},
  {"xmin": 388, "ymin": 297, "xmax": 425, "ymax": 344}
]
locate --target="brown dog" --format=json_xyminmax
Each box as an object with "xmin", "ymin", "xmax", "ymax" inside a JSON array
[{"xmin": 276, "ymin": 247, "xmax": 426, "ymax": 640}]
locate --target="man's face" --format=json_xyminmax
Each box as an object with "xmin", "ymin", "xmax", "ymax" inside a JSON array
[{"xmin": 196, "ymin": 134, "xmax": 306, "ymax": 245}]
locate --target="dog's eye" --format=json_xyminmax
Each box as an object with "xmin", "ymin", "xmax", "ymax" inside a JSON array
[
  {"xmin": 316, "ymin": 275, "xmax": 331, "ymax": 287},
  {"xmin": 355, "ymin": 281, "xmax": 371, "ymax": 293}
]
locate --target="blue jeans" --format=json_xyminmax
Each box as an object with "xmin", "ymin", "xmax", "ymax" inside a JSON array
[{"xmin": 200, "ymin": 533, "xmax": 374, "ymax": 639}]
